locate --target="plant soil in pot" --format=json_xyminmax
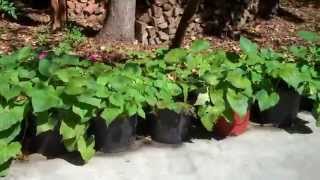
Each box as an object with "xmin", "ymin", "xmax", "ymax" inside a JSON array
[
  {"xmin": 149, "ymin": 109, "xmax": 191, "ymax": 144},
  {"xmin": 214, "ymin": 111, "xmax": 250, "ymax": 138},
  {"xmin": 252, "ymin": 85, "xmax": 301, "ymax": 128},
  {"xmin": 92, "ymin": 116, "xmax": 137, "ymax": 153}
]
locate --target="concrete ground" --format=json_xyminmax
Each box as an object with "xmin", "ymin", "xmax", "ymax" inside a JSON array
[{"xmin": 6, "ymin": 112, "xmax": 320, "ymax": 180}]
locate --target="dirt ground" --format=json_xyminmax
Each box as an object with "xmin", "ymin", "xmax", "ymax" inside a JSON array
[{"xmin": 0, "ymin": 0, "xmax": 319, "ymax": 59}]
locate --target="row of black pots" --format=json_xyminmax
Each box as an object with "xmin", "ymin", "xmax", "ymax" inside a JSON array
[
  {"xmin": 22, "ymin": 109, "xmax": 192, "ymax": 157},
  {"xmin": 22, "ymin": 84, "xmax": 311, "ymax": 157},
  {"xmin": 92, "ymin": 109, "xmax": 192, "ymax": 153}
]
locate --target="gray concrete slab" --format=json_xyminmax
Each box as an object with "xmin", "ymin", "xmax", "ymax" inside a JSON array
[{"xmin": 5, "ymin": 112, "xmax": 320, "ymax": 180}]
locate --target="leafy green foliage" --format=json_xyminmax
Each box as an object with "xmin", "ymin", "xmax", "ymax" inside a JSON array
[
  {"xmin": 0, "ymin": 0, "xmax": 17, "ymax": 19},
  {"xmin": 255, "ymin": 90, "xmax": 279, "ymax": 111},
  {"xmin": 1, "ymin": 32, "xmax": 320, "ymax": 176},
  {"xmin": 240, "ymin": 37, "xmax": 258, "ymax": 54},
  {"xmin": 0, "ymin": 142, "xmax": 21, "ymax": 177},
  {"xmin": 298, "ymin": 31, "xmax": 320, "ymax": 42},
  {"xmin": 53, "ymin": 26, "xmax": 85, "ymax": 55},
  {"xmin": 0, "ymin": 47, "xmax": 35, "ymax": 176}
]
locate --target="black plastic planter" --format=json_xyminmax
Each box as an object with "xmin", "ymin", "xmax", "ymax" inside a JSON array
[
  {"xmin": 92, "ymin": 116, "xmax": 137, "ymax": 153},
  {"xmin": 23, "ymin": 130, "xmax": 67, "ymax": 158},
  {"xmin": 300, "ymin": 96, "xmax": 314, "ymax": 112},
  {"xmin": 21, "ymin": 113, "xmax": 67, "ymax": 158},
  {"xmin": 252, "ymin": 85, "xmax": 301, "ymax": 128},
  {"xmin": 149, "ymin": 109, "xmax": 191, "ymax": 144}
]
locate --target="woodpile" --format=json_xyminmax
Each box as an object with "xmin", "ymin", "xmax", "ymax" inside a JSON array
[
  {"xmin": 15, "ymin": 0, "xmax": 259, "ymax": 43},
  {"xmin": 136, "ymin": 0, "xmax": 260, "ymax": 45},
  {"xmin": 67, "ymin": 0, "xmax": 107, "ymax": 30},
  {"xmin": 136, "ymin": 0, "xmax": 186, "ymax": 45}
]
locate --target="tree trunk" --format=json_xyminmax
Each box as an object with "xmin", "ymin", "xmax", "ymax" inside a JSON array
[
  {"xmin": 258, "ymin": 0, "xmax": 280, "ymax": 19},
  {"xmin": 170, "ymin": 0, "xmax": 201, "ymax": 49},
  {"xmin": 97, "ymin": 0, "xmax": 136, "ymax": 42}
]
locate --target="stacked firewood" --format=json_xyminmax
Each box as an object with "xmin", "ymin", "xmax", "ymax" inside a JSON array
[
  {"xmin": 136, "ymin": 0, "xmax": 260, "ymax": 45},
  {"xmin": 136, "ymin": 0, "xmax": 186, "ymax": 45},
  {"xmin": 67, "ymin": 0, "xmax": 107, "ymax": 30}
]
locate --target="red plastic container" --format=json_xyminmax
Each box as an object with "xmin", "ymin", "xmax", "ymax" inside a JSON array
[{"xmin": 214, "ymin": 111, "xmax": 250, "ymax": 137}]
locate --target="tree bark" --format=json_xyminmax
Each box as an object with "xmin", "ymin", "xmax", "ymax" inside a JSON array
[
  {"xmin": 170, "ymin": 0, "xmax": 201, "ymax": 49},
  {"xmin": 97, "ymin": 0, "xmax": 136, "ymax": 42},
  {"xmin": 258, "ymin": 0, "xmax": 280, "ymax": 19}
]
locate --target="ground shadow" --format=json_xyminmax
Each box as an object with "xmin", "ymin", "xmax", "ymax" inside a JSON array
[
  {"xmin": 278, "ymin": 7, "xmax": 305, "ymax": 23},
  {"xmin": 284, "ymin": 118, "xmax": 313, "ymax": 134},
  {"xmin": 188, "ymin": 118, "xmax": 213, "ymax": 141},
  {"xmin": 23, "ymin": 130, "xmax": 86, "ymax": 166}
]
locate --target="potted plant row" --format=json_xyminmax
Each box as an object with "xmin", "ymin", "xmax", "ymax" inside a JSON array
[{"xmin": 0, "ymin": 31, "xmax": 320, "ymax": 177}]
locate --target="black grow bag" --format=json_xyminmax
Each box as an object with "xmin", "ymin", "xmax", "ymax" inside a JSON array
[
  {"xmin": 149, "ymin": 109, "xmax": 191, "ymax": 144},
  {"xmin": 252, "ymin": 84, "xmax": 301, "ymax": 128},
  {"xmin": 21, "ymin": 114, "xmax": 67, "ymax": 158},
  {"xmin": 300, "ymin": 97, "xmax": 314, "ymax": 112},
  {"xmin": 25, "ymin": 131, "xmax": 67, "ymax": 157},
  {"xmin": 92, "ymin": 116, "xmax": 137, "ymax": 153}
]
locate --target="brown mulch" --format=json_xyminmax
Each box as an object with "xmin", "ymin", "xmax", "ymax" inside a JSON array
[{"xmin": 0, "ymin": 0, "xmax": 319, "ymax": 59}]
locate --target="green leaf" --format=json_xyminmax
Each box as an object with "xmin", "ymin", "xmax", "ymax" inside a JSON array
[
  {"xmin": 255, "ymin": 90, "xmax": 280, "ymax": 111},
  {"xmin": 226, "ymin": 70, "xmax": 252, "ymax": 93},
  {"xmin": 126, "ymin": 103, "xmax": 137, "ymax": 117},
  {"xmin": 38, "ymin": 59, "xmax": 52, "ymax": 77},
  {"xmin": 60, "ymin": 115, "xmax": 86, "ymax": 141},
  {"xmin": 72, "ymin": 105, "xmax": 88, "ymax": 119},
  {"xmin": 313, "ymin": 103, "xmax": 320, "ymax": 127},
  {"xmin": 16, "ymin": 47, "xmax": 33, "ymax": 61},
  {"xmin": 226, "ymin": 89, "xmax": 248, "ymax": 117},
  {"xmin": 109, "ymin": 94, "xmax": 124, "ymax": 107},
  {"xmin": 123, "ymin": 63, "xmax": 142, "ymax": 76},
  {"xmin": 0, "ymin": 84, "xmax": 21, "ymax": 102},
  {"xmin": 164, "ymin": 49, "xmax": 187, "ymax": 64},
  {"xmin": 209, "ymin": 88, "xmax": 225, "ymax": 108},
  {"xmin": 298, "ymin": 31, "xmax": 319, "ymax": 42},
  {"xmin": 191, "ymin": 40, "xmax": 210, "ymax": 52},
  {"xmin": 63, "ymin": 138, "xmax": 77, "ymax": 152},
  {"xmin": 278, "ymin": 63, "xmax": 302, "ymax": 88},
  {"xmin": 289, "ymin": 46, "xmax": 307, "ymax": 58},
  {"xmin": 137, "ymin": 106, "xmax": 145, "ymax": 119},
  {"xmin": 60, "ymin": 120, "xmax": 77, "ymax": 140},
  {"xmin": 54, "ymin": 55, "xmax": 80, "ymax": 66},
  {"xmin": 202, "ymin": 72, "xmax": 219, "ymax": 86},
  {"xmin": 181, "ymin": 83, "xmax": 189, "ymax": 103},
  {"xmin": 64, "ymin": 78, "xmax": 87, "ymax": 95},
  {"xmin": 18, "ymin": 68, "xmax": 36, "ymax": 79},
  {"xmin": 240, "ymin": 37, "xmax": 257, "ymax": 54},
  {"xmin": 95, "ymin": 85, "xmax": 110, "ymax": 98},
  {"xmin": 0, "ymin": 106, "xmax": 25, "ymax": 131},
  {"xmin": 77, "ymin": 96, "xmax": 101, "ymax": 108},
  {"xmin": 101, "ymin": 107, "xmax": 122, "ymax": 126},
  {"xmin": 30, "ymin": 87, "xmax": 62, "ymax": 112},
  {"xmin": 35, "ymin": 111, "xmax": 57, "ymax": 135},
  {"xmin": 54, "ymin": 67, "xmax": 83, "ymax": 82},
  {"xmin": 97, "ymin": 72, "xmax": 113, "ymax": 86},
  {"xmin": 0, "ymin": 123, "xmax": 21, "ymax": 144},
  {"xmin": 198, "ymin": 105, "xmax": 223, "ymax": 131},
  {"xmin": 77, "ymin": 136, "xmax": 95, "ymax": 163},
  {"xmin": 0, "ymin": 142, "xmax": 21, "ymax": 164},
  {"xmin": 0, "ymin": 159, "xmax": 11, "ymax": 177},
  {"xmin": 109, "ymin": 75, "xmax": 132, "ymax": 90},
  {"xmin": 195, "ymin": 92, "xmax": 210, "ymax": 106}
]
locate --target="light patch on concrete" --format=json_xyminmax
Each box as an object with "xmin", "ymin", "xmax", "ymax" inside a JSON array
[{"xmin": 6, "ymin": 112, "xmax": 320, "ymax": 180}]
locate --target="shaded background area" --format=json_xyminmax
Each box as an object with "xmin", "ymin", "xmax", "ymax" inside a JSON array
[{"xmin": 0, "ymin": 0, "xmax": 319, "ymax": 56}]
